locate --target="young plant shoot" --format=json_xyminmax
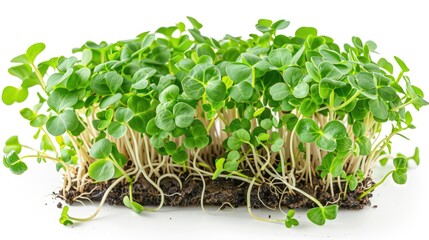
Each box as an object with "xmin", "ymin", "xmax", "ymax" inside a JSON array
[{"xmin": 2, "ymin": 17, "xmax": 426, "ymax": 228}]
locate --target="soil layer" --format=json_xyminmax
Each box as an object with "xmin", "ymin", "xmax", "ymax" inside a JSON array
[{"xmin": 63, "ymin": 176, "xmax": 373, "ymax": 210}]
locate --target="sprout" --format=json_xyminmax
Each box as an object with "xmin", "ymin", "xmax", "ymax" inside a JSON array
[{"xmin": 1, "ymin": 17, "xmax": 426, "ymax": 228}]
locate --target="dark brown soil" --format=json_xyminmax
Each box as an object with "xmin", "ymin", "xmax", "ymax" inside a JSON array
[{"xmin": 63, "ymin": 176, "xmax": 373, "ymax": 210}]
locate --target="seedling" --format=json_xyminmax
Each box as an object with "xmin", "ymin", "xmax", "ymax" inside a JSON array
[{"xmin": 2, "ymin": 17, "xmax": 426, "ymax": 228}]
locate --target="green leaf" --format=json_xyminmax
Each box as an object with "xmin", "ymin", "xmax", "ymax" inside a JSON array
[
  {"xmin": 224, "ymin": 160, "xmax": 239, "ymax": 172},
  {"xmin": 67, "ymin": 68, "xmax": 91, "ymax": 89},
  {"xmin": 128, "ymin": 95, "xmax": 150, "ymax": 114},
  {"xmin": 20, "ymin": 108, "xmax": 36, "ymax": 120},
  {"xmin": 283, "ymin": 67, "xmax": 303, "ymax": 87},
  {"xmin": 182, "ymin": 77, "xmax": 205, "ymax": 99},
  {"xmin": 369, "ymin": 98, "xmax": 388, "ymax": 120},
  {"xmin": 47, "ymin": 88, "xmax": 78, "ymax": 113},
  {"xmin": 319, "ymin": 62, "xmax": 342, "ymax": 80},
  {"xmin": 115, "ymin": 108, "xmax": 134, "ymax": 123},
  {"xmin": 123, "ymin": 196, "xmax": 144, "ymax": 213},
  {"xmin": 212, "ymin": 158, "xmax": 225, "ymax": 180},
  {"xmin": 356, "ymin": 136, "xmax": 371, "ymax": 155},
  {"xmin": 46, "ymin": 116, "xmax": 67, "ymax": 136},
  {"xmin": 226, "ymin": 63, "xmax": 252, "ymax": 83},
  {"xmin": 206, "ymin": 80, "xmax": 226, "ymax": 102},
  {"xmin": 26, "ymin": 43, "xmax": 45, "ymax": 63},
  {"xmin": 352, "ymin": 121, "xmax": 366, "ymax": 138},
  {"xmin": 90, "ymin": 74, "xmax": 110, "ymax": 95},
  {"xmin": 316, "ymin": 135, "xmax": 337, "ymax": 152},
  {"xmin": 323, "ymin": 121, "xmax": 347, "ymax": 139},
  {"xmin": 3, "ymin": 151, "xmax": 27, "ymax": 175},
  {"xmin": 105, "ymin": 71, "xmax": 123, "ymax": 93},
  {"xmin": 348, "ymin": 175, "xmax": 358, "ymax": 191},
  {"xmin": 336, "ymin": 137, "xmax": 353, "ymax": 153},
  {"xmin": 316, "ymin": 121, "xmax": 347, "ymax": 151},
  {"xmin": 187, "ymin": 16, "xmax": 203, "ymax": 29},
  {"xmin": 293, "ymin": 82, "xmax": 309, "ymax": 98},
  {"xmin": 307, "ymin": 205, "xmax": 338, "ymax": 226},
  {"xmin": 47, "ymin": 69, "xmax": 73, "ymax": 91},
  {"xmin": 59, "ymin": 206, "xmax": 73, "ymax": 226},
  {"xmin": 132, "ymin": 68, "xmax": 155, "ymax": 90},
  {"xmin": 40, "ymin": 134, "xmax": 55, "ymax": 152},
  {"xmin": 307, "ymin": 36, "xmax": 325, "ymax": 49},
  {"xmin": 269, "ymin": 83, "xmax": 290, "ymax": 101},
  {"xmin": 190, "ymin": 64, "xmax": 221, "ymax": 83},
  {"xmin": 356, "ymin": 72, "xmax": 376, "ymax": 91},
  {"xmin": 159, "ymin": 85, "xmax": 180, "ymax": 103},
  {"xmin": 2, "ymin": 86, "xmax": 28, "ymax": 105},
  {"xmin": 4, "ymin": 136, "xmax": 22, "ymax": 154},
  {"xmin": 291, "ymin": 45, "xmax": 306, "ymax": 65},
  {"xmin": 295, "ymin": 27, "xmax": 317, "ymax": 39},
  {"xmin": 30, "ymin": 114, "xmax": 48, "ymax": 127},
  {"xmin": 81, "ymin": 49, "xmax": 93, "ymax": 66},
  {"xmin": 260, "ymin": 118, "xmax": 273, "ymax": 130},
  {"xmin": 320, "ymin": 49, "xmax": 341, "ymax": 63},
  {"xmin": 173, "ymin": 102, "xmax": 195, "ymax": 128},
  {"xmin": 177, "ymin": 59, "xmax": 196, "ymax": 72},
  {"xmin": 272, "ymin": 20, "xmax": 290, "ymax": 30},
  {"xmin": 394, "ymin": 56, "xmax": 409, "ymax": 72},
  {"xmin": 318, "ymin": 153, "xmax": 343, "ymax": 178},
  {"xmin": 296, "ymin": 119, "xmax": 321, "ymax": 142},
  {"xmin": 411, "ymin": 147, "xmax": 420, "ymax": 166},
  {"xmin": 268, "ymin": 48, "xmax": 292, "ymax": 68},
  {"xmin": 255, "ymin": 19, "xmax": 272, "ymax": 32},
  {"xmin": 230, "ymin": 81, "xmax": 253, "ymax": 102},
  {"xmin": 285, "ymin": 209, "xmax": 299, "ymax": 228},
  {"xmin": 46, "ymin": 110, "xmax": 79, "ymax": 136},
  {"xmin": 99, "ymin": 93, "xmax": 122, "ymax": 109},
  {"xmin": 172, "ymin": 149, "xmax": 188, "ymax": 164},
  {"xmin": 58, "ymin": 57, "xmax": 77, "ymax": 72},
  {"xmin": 8, "ymin": 64, "xmax": 32, "ymax": 81},
  {"xmin": 306, "ymin": 62, "xmax": 320, "ymax": 82},
  {"xmin": 88, "ymin": 159, "xmax": 115, "ymax": 181},
  {"xmin": 378, "ymin": 86, "xmax": 397, "ymax": 101},
  {"xmin": 300, "ymin": 99, "xmax": 318, "ymax": 117},
  {"xmin": 164, "ymin": 141, "xmax": 177, "ymax": 155},
  {"xmin": 319, "ymin": 78, "xmax": 346, "ymax": 99},
  {"xmin": 3, "ymin": 150, "xmax": 19, "ymax": 166},
  {"xmin": 227, "ymin": 129, "xmax": 250, "ymax": 150},
  {"xmin": 155, "ymin": 109, "xmax": 175, "ymax": 131},
  {"xmin": 89, "ymin": 139, "xmax": 112, "ymax": 159},
  {"xmin": 377, "ymin": 58, "xmax": 393, "ymax": 74},
  {"xmin": 393, "ymin": 157, "xmax": 407, "ymax": 170},
  {"xmin": 258, "ymin": 133, "xmax": 270, "ymax": 142},
  {"xmin": 271, "ymin": 138, "xmax": 284, "ymax": 152},
  {"xmin": 307, "ymin": 207, "xmax": 325, "ymax": 226},
  {"xmin": 197, "ymin": 44, "xmax": 215, "ymax": 60},
  {"xmin": 108, "ymin": 122, "xmax": 127, "ymax": 138},
  {"xmin": 234, "ymin": 129, "xmax": 250, "ymax": 142},
  {"xmin": 352, "ymin": 36, "xmax": 363, "ymax": 49},
  {"xmin": 183, "ymin": 122, "xmax": 209, "ymax": 149},
  {"xmin": 392, "ymin": 171, "xmax": 407, "ymax": 184},
  {"xmin": 324, "ymin": 205, "xmax": 339, "ymax": 220},
  {"xmin": 227, "ymin": 151, "xmax": 240, "ymax": 161}
]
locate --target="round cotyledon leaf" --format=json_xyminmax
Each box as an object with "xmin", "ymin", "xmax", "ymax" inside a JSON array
[{"xmin": 88, "ymin": 159, "xmax": 115, "ymax": 182}]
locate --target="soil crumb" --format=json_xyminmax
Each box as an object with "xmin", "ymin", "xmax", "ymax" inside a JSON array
[{"xmin": 63, "ymin": 176, "xmax": 373, "ymax": 210}]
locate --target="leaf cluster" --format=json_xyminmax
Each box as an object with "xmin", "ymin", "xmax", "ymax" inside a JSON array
[{"xmin": 1, "ymin": 17, "xmax": 426, "ymax": 227}]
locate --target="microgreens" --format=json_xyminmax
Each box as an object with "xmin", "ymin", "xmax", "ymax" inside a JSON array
[{"xmin": 1, "ymin": 17, "xmax": 426, "ymax": 228}]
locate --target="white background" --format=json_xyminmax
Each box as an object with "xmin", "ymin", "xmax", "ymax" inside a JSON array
[{"xmin": 0, "ymin": 0, "xmax": 428, "ymax": 239}]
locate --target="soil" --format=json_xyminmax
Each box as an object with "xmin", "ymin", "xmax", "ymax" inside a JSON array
[{"xmin": 63, "ymin": 176, "xmax": 373, "ymax": 210}]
